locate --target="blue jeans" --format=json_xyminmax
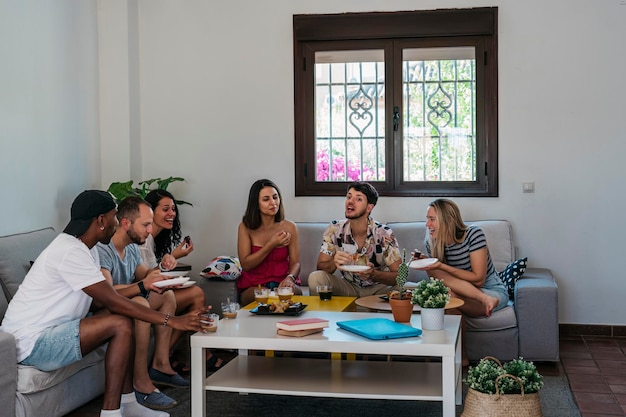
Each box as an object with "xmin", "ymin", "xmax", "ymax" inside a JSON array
[{"xmin": 20, "ymin": 319, "xmax": 82, "ymax": 371}]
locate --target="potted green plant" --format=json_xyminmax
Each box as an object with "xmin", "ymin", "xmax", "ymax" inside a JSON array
[
  {"xmin": 411, "ymin": 277, "xmax": 450, "ymax": 330},
  {"xmin": 107, "ymin": 176, "xmax": 192, "ymax": 206},
  {"xmin": 462, "ymin": 356, "xmax": 544, "ymax": 416},
  {"xmin": 389, "ymin": 249, "xmax": 413, "ymax": 323}
]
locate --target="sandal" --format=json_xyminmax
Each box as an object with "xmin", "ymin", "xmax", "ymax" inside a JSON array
[
  {"xmin": 171, "ymin": 360, "xmax": 190, "ymax": 376},
  {"xmin": 206, "ymin": 354, "xmax": 223, "ymax": 372}
]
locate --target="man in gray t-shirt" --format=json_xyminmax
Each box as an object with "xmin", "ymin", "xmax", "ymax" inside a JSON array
[{"xmin": 97, "ymin": 197, "xmax": 189, "ymax": 410}]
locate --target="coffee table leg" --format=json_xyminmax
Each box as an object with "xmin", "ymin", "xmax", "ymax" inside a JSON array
[
  {"xmin": 191, "ymin": 343, "xmax": 206, "ymax": 417},
  {"xmin": 442, "ymin": 356, "xmax": 456, "ymax": 417}
]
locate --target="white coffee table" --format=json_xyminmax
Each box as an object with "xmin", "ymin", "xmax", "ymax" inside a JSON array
[{"xmin": 190, "ymin": 311, "xmax": 462, "ymax": 417}]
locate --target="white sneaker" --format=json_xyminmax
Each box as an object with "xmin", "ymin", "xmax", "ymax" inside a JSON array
[{"xmin": 121, "ymin": 401, "xmax": 170, "ymax": 417}]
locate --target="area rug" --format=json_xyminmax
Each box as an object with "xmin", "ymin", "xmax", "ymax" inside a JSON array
[{"xmin": 161, "ymin": 374, "xmax": 580, "ymax": 417}]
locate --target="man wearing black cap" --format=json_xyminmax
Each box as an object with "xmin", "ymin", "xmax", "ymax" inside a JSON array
[{"xmin": 0, "ymin": 190, "xmax": 203, "ymax": 417}]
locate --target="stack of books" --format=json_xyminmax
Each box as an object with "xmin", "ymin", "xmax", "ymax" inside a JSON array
[{"xmin": 275, "ymin": 318, "xmax": 329, "ymax": 337}]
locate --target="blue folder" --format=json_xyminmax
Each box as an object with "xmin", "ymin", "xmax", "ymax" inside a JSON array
[{"xmin": 336, "ymin": 317, "xmax": 422, "ymax": 340}]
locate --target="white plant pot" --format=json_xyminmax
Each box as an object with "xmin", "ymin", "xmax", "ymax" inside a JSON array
[{"xmin": 420, "ymin": 307, "xmax": 445, "ymax": 330}]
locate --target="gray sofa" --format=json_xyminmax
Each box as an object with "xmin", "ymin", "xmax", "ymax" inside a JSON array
[
  {"xmin": 202, "ymin": 219, "xmax": 559, "ymax": 362},
  {"xmin": 296, "ymin": 220, "xmax": 559, "ymax": 362},
  {"xmin": 0, "ymin": 228, "xmax": 106, "ymax": 417},
  {"xmin": 197, "ymin": 219, "xmax": 559, "ymax": 362}
]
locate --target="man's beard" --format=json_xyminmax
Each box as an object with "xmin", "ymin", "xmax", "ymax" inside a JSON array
[{"xmin": 127, "ymin": 228, "xmax": 146, "ymax": 245}]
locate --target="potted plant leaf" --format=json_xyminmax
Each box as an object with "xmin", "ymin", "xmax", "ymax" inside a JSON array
[
  {"xmin": 411, "ymin": 277, "xmax": 450, "ymax": 330},
  {"xmin": 107, "ymin": 176, "xmax": 192, "ymax": 206}
]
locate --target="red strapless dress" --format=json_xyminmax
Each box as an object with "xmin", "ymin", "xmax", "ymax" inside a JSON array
[{"xmin": 237, "ymin": 246, "xmax": 290, "ymax": 290}]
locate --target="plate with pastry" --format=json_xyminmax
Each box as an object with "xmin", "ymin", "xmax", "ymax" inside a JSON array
[{"xmin": 250, "ymin": 302, "xmax": 307, "ymax": 316}]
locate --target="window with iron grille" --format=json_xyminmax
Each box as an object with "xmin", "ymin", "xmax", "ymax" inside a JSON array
[{"xmin": 294, "ymin": 8, "xmax": 498, "ymax": 197}]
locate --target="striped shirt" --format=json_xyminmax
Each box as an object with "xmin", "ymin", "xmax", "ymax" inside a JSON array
[{"xmin": 425, "ymin": 225, "xmax": 496, "ymax": 278}]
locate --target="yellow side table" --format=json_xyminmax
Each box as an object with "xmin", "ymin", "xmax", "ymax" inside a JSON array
[{"xmin": 242, "ymin": 295, "xmax": 356, "ymax": 312}]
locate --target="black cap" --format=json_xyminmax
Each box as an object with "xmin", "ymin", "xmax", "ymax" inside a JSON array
[{"xmin": 63, "ymin": 190, "xmax": 117, "ymax": 236}]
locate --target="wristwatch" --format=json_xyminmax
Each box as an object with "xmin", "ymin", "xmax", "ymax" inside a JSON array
[
  {"xmin": 286, "ymin": 274, "xmax": 296, "ymax": 282},
  {"xmin": 138, "ymin": 281, "xmax": 149, "ymax": 297}
]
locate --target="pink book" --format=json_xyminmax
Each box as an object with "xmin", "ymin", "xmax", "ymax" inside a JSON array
[{"xmin": 275, "ymin": 318, "xmax": 329, "ymax": 331}]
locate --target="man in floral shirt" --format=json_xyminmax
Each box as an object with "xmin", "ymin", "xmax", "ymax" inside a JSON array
[{"xmin": 308, "ymin": 182, "xmax": 402, "ymax": 297}]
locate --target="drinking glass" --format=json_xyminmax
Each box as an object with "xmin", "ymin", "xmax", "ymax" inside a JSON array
[
  {"xmin": 316, "ymin": 285, "xmax": 333, "ymax": 301},
  {"xmin": 200, "ymin": 312, "xmax": 219, "ymax": 333},
  {"xmin": 221, "ymin": 302, "xmax": 240, "ymax": 319},
  {"xmin": 254, "ymin": 287, "xmax": 270, "ymax": 305},
  {"xmin": 276, "ymin": 287, "xmax": 294, "ymax": 302}
]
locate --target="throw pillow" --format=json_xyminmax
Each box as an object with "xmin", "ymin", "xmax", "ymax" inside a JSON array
[
  {"xmin": 200, "ymin": 256, "xmax": 242, "ymax": 281},
  {"xmin": 499, "ymin": 257, "xmax": 528, "ymax": 299}
]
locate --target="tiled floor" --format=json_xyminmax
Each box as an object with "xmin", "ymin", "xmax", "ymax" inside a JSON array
[
  {"xmin": 560, "ymin": 336, "xmax": 626, "ymax": 416},
  {"xmin": 65, "ymin": 336, "xmax": 626, "ymax": 417}
]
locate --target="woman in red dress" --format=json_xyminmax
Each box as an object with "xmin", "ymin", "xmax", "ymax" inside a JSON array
[{"xmin": 237, "ymin": 179, "xmax": 302, "ymax": 305}]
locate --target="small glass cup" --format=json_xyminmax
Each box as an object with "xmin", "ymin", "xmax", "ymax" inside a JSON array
[
  {"xmin": 316, "ymin": 285, "xmax": 333, "ymax": 301},
  {"xmin": 276, "ymin": 286, "xmax": 294, "ymax": 302},
  {"xmin": 200, "ymin": 312, "xmax": 219, "ymax": 333},
  {"xmin": 221, "ymin": 301, "xmax": 240, "ymax": 319},
  {"xmin": 254, "ymin": 287, "xmax": 270, "ymax": 305}
]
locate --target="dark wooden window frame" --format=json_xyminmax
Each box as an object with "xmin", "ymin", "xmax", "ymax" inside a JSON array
[{"xmin": 293, "ymin": 7, "xmax": 498, "ymax": 197}]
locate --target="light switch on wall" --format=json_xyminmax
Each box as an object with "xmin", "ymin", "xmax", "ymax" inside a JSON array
[{"xmin": 522, "ymin": 182, "xmax": 535, "ymax": 193}]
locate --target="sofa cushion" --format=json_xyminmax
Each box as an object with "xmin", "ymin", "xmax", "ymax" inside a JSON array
[
  {"xmin": 465, "ymin": 301, "xmax": 517, "ymax": 331},
  {"xmin": 0, "ymin": 228, "xmax": 58, "ymax": 300},
  {"xmin": 16, "ymin": 346, "xmax": 106, "ymax": 394},
  {"xmin": 200, "ymin": 256, "xmax": 241, "ymax": 281},
  {"xmin": 500, "ymin": 257, "xmax": 528, "ymax": 299}
]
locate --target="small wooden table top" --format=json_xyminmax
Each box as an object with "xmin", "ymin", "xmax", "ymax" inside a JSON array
[
  {"xmin": 243, "ymin": 295, "xmax": 357, "ymax": 312},
  {"xmin": 355, "ymin": 295, "xmax": 464, "ymax": 312}
]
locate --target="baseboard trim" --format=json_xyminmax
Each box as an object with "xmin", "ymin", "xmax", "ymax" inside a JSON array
[{"xmin": 560, "ymin": 323, "xmax": 626, "ymax": 337}]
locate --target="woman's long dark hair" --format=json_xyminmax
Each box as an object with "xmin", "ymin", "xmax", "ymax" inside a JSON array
[
  {"xmin": 145, "ymin": 189, "xmax": 182, "ymax": 261},
  {"xmin": 242, "ymin": 179, "xmax": 284, "ymax": 230}
]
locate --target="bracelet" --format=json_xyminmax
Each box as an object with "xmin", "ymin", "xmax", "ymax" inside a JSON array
[
  {"xmin": 138, "ymin": 281, "xmax": 149, "ymax": 297},
  {"xmin": 158, "ymin": 261, "xmax": 163, "ymax": 270},
  {"xmin": 163, "ymin": 313, "xmax": 171, "ymax": 327},
  {"xmin": 286, "ymin": 274, "xmax": 296, "ymax": 282}
]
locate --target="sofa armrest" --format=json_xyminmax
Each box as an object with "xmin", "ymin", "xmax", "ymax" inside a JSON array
[
  {"xmin": 514, "ymin": 267, "xmax": 559, "ymax": 361},
  {"xmin": 0, "ymin": 331, "xmax": 16, "ymax": 411}
]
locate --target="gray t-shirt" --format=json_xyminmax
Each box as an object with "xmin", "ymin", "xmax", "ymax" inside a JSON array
[{"xmin": 96, "ymin": 240, "xmax": 143, "ymax": 285}]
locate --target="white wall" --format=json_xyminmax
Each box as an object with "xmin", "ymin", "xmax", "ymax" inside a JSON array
[
  {"xmin": 0, "ymin": 1, "xmax": 101, "ymax": 234},
  {"xmin": 2, "ymin": 1, "xmax": 624, "ymax": 326}
]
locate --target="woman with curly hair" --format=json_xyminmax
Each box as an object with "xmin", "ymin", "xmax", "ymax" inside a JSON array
[{"xmin": 141, "ymin": 189, "xmax": 223, "ymax": 373}]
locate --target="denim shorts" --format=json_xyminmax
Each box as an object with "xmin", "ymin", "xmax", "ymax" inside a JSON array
[
  {"xmin": 482, "ymin": 271, "xmax": 510, "ymax": 312},
  {"xmin": 20, "ymin": 319, "xmax": 82, "ymax": 372}
]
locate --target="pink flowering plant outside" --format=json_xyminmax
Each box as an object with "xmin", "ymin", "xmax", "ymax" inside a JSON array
[{"xmin": 316, "ymin": 149, "xmax": 381, "ymax": 182}]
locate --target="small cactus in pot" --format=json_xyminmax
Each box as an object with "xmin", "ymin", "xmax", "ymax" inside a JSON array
[{"xmin": 395, "ymin": 249, "xmax": 410, "ymax": 300}]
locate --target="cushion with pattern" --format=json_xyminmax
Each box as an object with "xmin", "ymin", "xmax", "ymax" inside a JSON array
[
  {"xmin": 499, "ymin": 257, "xmax": 528, "ymax": 299},
  {"xmin": 200, "ymin": 256, "xmax": 242, "ymax": 281}
]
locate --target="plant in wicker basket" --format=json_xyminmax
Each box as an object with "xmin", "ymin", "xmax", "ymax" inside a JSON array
[
  {"xmin": 464, "ymin": 356, "xmax": 544, "ymax": 394},
  {"xmin": 411, "ymin": 277, "xmax": 450, "ymax": 308},
  {"xmin": 461, "ymin": 356, "xmax": 544, "ymax": 417}
]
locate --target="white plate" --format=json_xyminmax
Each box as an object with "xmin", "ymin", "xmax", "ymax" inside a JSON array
[
  {"xmin": 153, "ymin": 277, "xmax": 190, "ymax": 288},
  {"xmin": 160, "ymin": 270, "xmax": 189, "ymax": 277},
  {"xmin": 408, "ymin": 258, "xmax": 438, "ymax": 269},
  {"xmin": 178, "ymin": 280, "xmax": 196, "ymax": 289},
  {"xmin": 340, "ymin": 264, "xmax": 371, "ymax": 272}
]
